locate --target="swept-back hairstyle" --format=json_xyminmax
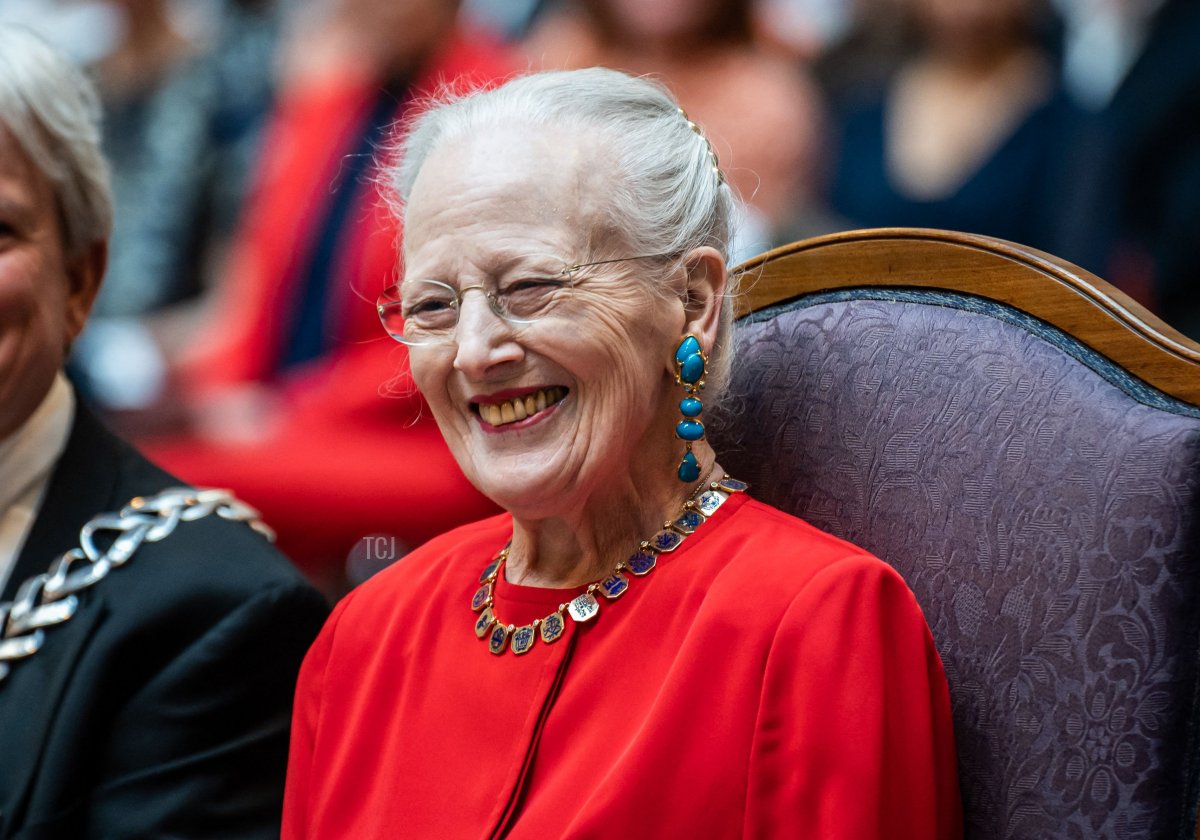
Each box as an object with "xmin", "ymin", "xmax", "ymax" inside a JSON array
[
  {"xmin": 382, "ymin": 67, "xmax": 740, "ymax": 394},
  {"xmin": 0, "ymin": 25, "xmax": 113, "ymax": 256}
]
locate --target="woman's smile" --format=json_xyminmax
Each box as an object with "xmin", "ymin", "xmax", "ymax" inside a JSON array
[{"xmin": 471, "ymin": 385, "xmax": 569, "ymax": 431}]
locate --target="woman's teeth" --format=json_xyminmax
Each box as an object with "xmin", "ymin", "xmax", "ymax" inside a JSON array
[{"xmin": 479, "ymin": 387, "xmax": 566, "ymax": 427}]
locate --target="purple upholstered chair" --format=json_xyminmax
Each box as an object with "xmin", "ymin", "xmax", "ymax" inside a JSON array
[{"xmin": 711, "ymin": 229, "xmax": 1200, "ymax": 839}]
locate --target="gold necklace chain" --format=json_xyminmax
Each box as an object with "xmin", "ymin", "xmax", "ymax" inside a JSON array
[{"xmin": 469, "ymin": 474, "xmax": 749, "ymax": 656}]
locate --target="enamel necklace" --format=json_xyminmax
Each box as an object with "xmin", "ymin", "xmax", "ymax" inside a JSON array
[{"xmin": 470, "ymin": 474, "xmax": 748, "ymax": 655}]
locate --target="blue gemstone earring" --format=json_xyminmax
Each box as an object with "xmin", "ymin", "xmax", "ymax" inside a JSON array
[{"xmin": 673, "ymin": 334, "xmax": 707, "ymax": 482}]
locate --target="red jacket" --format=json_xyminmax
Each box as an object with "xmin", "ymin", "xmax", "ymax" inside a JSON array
[{"xmin": 284, "ymin": 494, "xmax": 963, "ymax": 837}]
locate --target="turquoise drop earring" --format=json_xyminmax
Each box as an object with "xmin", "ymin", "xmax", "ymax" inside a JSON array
[{"xmin": 673, "ymin": 335, "xmax": 707, "ymax": 482}]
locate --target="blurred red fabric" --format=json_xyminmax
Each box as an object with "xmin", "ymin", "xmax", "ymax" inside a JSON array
[{"xmin": 139, "ymin": 31, "xmax": 513, "ymax": 578}]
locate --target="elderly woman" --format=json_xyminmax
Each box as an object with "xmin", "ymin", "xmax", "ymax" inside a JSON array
[{"xmin": 283, "ymin": 68, "xmax": 962, "ymax": 837}]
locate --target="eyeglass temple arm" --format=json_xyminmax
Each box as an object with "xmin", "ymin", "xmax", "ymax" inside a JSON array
[{"xmin": 561, "ymin": 252, "xmax": 679, "ymax": 277}]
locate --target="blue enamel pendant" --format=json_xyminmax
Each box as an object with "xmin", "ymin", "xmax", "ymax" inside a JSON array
[
  {"xmin": 540, "ymin": 611, "xmax": 566, "ymax": 644},
  {"xmin": 474, "ymin": 606, "xmax": 496, "ymax": 638},
  {"xmin": 479, "ymin": 557, "xmax": 502, "ymax": 583},
  {"xmin": 697, "ymin": 489, "xmax": 728, "ymax": 516},
  {"xmin": 600, "ymin": 572, "xmax": 629, "ymax": 600},
  {"xmin": 510, "ymin": 625, "xmax": 536, "ymax": 655},
  {"xmin": 488, "ymin": 623, "xmax": 510, "ymax": 655},
  {"xmin": 671, "ymin": 508, "xmax": 705, "ymax": 535},
  {"xmin": 568, "ymin": 592, "xmax": 600, "ymax": 622},
  {"xmin": 649, "ymin": 529, "xmax": 684, "ymax": 553},
  {"xmin": 627, "ymin": 551, "xmax": 657, "ymax": 576},
  {"xmin": 471, "ymin": 583, "xmax": 492, "ymax": 611}
]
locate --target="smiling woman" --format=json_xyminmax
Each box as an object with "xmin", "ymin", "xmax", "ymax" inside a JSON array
[{"xmin": 283, "ymin": 68, "xmax": 963, "ymax": 839}]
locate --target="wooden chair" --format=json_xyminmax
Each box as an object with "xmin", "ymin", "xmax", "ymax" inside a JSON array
[{"xmin": 712, "ymin": 228, "xmax": 1200, "ymax": 839}]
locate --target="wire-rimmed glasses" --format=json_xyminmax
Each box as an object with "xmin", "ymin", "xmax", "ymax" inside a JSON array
[{"xmin": 377, "ymin": 252, "xmax": 677, "ymax": 346}]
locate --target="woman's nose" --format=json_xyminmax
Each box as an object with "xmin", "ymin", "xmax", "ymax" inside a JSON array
[{"xmin": 452, "ymin": 290, "xmax": 523, "ymax": 377}]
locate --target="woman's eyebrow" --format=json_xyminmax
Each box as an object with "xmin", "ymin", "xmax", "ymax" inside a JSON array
[{"xmin": 401, "ymin": 252, "xmax": 572, "ymax": 286}]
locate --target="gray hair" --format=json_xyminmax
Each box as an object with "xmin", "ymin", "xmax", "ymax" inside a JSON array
[
  {"xmin": 0, "ymin": 25, "xmax": 113, "ymax": 256},
  {"xmin": 383, "ymin": 67, "xmax": 740, "ymax": 395}
]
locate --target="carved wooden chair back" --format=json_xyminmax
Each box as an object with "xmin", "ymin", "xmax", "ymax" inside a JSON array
[{"xmin": 712, "ymin": 228, "xmax": 1200, "ymax": 839}]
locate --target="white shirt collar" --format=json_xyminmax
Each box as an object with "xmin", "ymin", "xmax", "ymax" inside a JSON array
[{"xmin": 0, "ymin": 372, "xmax": 75, "ymax": 594}]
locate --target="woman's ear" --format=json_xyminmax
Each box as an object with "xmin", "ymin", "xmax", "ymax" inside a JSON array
[
  {"xmin": 63, "ymin": 239, "xmax": 107, "ymax": 347},
  {"xmin": 680, "ymin": 246, "xmax": 728, "ymax": 353}
]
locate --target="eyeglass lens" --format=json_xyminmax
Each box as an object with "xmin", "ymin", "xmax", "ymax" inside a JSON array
[
  {"xmin": 378, "ymin": 252, "xmax": 675, "ymax": 345},
  {"xmin": 378, "ymin": 275, "xmax": 573, "ymax": 344}
]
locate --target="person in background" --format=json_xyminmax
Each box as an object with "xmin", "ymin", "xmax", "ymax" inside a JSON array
[
  {"xmin": 0, "ymin": 0, "xmax": 285, "ymax": 412},
  {"xmin": 524, "ymin": 0, "xmax": 828, "ymax": 260},
  {"xmin": 137, "ymin": 0, "xmax": 513, "ymax": 591},
  {"xmin": 0, "ymin": 25, "xmax": 328, "ymax": 838},
  {"xmin": 825, "ymin": 0, "xmax": 1065, "ymax": 247},
  {"xmin": 1045, "ymin": 0, "xmax": 1200, "ymax": 339},
  {"xmin": 808, "ymin": 0, "xmax": 916, "ymax": 112},
  {"xmin": 282, "ymin": 67, "xmax": 961, "ymax": 838}
]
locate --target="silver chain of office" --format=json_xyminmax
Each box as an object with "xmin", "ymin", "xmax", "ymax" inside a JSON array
[{"xmin": 0, "ymin": 487, "xmax": 273, "ymax": 685}]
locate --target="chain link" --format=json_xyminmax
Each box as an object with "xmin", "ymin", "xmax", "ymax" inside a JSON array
[{"xmin": 0, "ymin": 487, "xmax": 274, "ymax": 685}]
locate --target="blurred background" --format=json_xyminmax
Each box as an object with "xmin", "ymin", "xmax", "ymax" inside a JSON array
[{"xmin": 4, "ymin": 0, "xmax": 1197, "ymax": 595}]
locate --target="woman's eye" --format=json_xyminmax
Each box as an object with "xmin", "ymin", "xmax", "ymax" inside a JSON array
[
  {"xmin": 499, "ymin": 278, "xmax": 570, "ymax": 319},
  {"xmin": 406, "ymin": 298, "xmax": 454, "ymax": 317},
  {"xmin": 503, "ymin": 277, "xmax": 567, "ymax": 294}
]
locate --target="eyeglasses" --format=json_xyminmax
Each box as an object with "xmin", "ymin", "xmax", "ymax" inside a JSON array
[{"xmin": 377, "ymin": 253, "xmax": 677, "ymax": 346}]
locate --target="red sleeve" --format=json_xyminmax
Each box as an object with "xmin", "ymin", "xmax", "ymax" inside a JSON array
[
  {"xmin": 744, "ymin": 555, "xmax": 962, "ymax": 839},
  {"xmin": 282, "ymin": 594, "xmax": 356, "ymax": 840}
]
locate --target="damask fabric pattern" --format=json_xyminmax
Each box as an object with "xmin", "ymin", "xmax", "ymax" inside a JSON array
[{"xmin": 713, "ymin": 295, "xmax": 1200, "ymax": 839}]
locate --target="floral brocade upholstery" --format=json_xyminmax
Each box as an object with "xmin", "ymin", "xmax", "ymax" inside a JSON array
[{"xmin": 712, "ymin": 290, "xmax": 1200, "ymax": 839}]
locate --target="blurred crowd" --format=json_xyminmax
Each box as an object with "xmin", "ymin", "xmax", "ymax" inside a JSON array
[{"xmin": 4, "ymin": 0, "xmax": 1197, "ymax": 592}]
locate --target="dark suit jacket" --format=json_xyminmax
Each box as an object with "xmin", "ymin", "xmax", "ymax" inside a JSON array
[
  {"xmin": 0, "ymin": 406, "xmax": 330, "ymax": 839},
  {"xmin": 1047, "ymin": 0, "xmax": 1200, "ymax": 337}
]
